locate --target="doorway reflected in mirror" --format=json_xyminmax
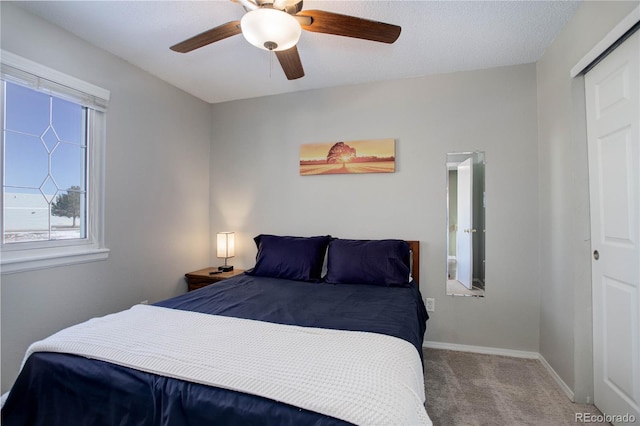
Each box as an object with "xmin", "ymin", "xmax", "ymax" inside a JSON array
[{"xmin": 446, "ymin": 151, "xmax": 485, "ymax": 297}]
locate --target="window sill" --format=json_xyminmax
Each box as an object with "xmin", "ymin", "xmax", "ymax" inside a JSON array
[{"xmin": 0, "ymin": 247, "xmax": 110, "ymax": 274}]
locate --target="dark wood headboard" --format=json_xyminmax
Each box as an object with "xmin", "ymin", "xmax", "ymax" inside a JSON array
[{"xmin": 406, "ymin": 240, "xmax": 420, "ymax": 284}]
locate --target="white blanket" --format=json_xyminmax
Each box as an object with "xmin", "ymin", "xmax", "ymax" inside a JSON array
[{"xmin": 24, "ymin": 304, "xmax": 432, "ymax": 425}]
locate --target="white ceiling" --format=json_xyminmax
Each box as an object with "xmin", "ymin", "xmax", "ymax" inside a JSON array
[{"xmin": 15, "ymin": 0, "xmax": 580, "ymax": 104}]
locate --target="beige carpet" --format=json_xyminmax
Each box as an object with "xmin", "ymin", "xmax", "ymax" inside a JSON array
[{"xmin": 423, "ymin": 348, "xmax": 609, "ymax": 426}]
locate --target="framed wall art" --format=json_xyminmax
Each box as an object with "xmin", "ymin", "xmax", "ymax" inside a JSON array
[{"xmin": 299, "ymin": 138, "xmax": 395, "ymax": 176}]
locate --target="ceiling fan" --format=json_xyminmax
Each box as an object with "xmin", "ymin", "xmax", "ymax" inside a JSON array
[{"xmin": 170, "ymin": 0, "xmax": 401, "ymax": 80}]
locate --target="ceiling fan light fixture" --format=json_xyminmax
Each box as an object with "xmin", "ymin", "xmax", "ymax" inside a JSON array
[{"xmin": 241, "ymin": 8, "xmax": 301, "ymax": 51}]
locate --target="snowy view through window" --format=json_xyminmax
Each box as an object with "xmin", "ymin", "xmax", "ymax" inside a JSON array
[{"xmin": 2, "ymin": 81, "xmax": 87, "ymax": 243}]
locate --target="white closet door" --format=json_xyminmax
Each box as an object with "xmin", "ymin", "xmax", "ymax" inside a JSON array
[{"xmin": 586, "ymin": 28, "xmax": 640, "ymax": 423}]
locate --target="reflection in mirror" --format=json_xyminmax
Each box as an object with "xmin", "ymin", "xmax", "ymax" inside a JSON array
[{"xmin": 446, "ymin": 152, "xmax": 485, "ymax": 297}]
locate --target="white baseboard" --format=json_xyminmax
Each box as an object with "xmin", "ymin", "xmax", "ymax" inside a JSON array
[
  {"xmin": 423, "ymin": 341, "xmax": 575, "ymax": 402},
  {"xmin": 538, "ymin": 354, "xmax": 575, "ymax": 402},
  {"xmin": 423, "ymin": 340, "xmax": 538, "ymax": 359}
]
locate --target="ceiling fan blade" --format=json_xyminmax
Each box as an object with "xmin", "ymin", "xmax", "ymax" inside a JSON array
[
  {"xmin": 275, "ymin": 46, "xmax": 305, "ymax": 80},
  {"xmin": 298, "ymin": 10, "xmax": 401, "ymax": 44},
  {"xmin": 170, "ymin": 21, "xmax": 242, "ymax": 53}
]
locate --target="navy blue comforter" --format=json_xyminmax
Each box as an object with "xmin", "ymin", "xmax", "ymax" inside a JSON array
[{"xmin": 2, "ymin": 274, "xmax": 428, "ymax": 426}]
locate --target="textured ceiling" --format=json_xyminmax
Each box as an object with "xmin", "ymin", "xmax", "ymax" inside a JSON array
[{"xmin": 15, "ymin": 1, "xmax": 580, "ymax": 104}]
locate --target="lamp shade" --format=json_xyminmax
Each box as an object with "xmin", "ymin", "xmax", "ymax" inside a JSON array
[
  {"xmin": 241, "ymin": 8, "xmax": 301, "ymax": 51},
  {"xmin": 216, "ymin": 232, "xmax": 235, "ymax": 259}
]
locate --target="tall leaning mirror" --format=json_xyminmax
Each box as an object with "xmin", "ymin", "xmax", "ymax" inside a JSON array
[{"xmin": 446, "ymin": 151, "xmax": 486, "ymax": 297}]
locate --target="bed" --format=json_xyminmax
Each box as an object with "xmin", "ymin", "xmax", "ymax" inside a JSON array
[{"xmin": 2, "ymin": 236, "xmax": 430, "ymax": 425}]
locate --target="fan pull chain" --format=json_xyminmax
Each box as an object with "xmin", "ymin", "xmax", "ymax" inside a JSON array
[
  {"xmin": 269, "ymin": 50, "xmax": 273, "ymax": 78},
  {"xmin": 264, "ymin": 42, "xmax": 277, "ymax": 79}
]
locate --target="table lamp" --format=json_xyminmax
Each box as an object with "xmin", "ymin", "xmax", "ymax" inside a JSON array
[{"xmin": 216, "ymin": 232, "xmax": 235, "ymax": 272}]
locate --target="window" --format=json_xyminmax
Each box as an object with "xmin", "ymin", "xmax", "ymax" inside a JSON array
[
  {"xmin": 3, "ymin": 81, "xmax": 87, "ymax": 243},
  {"xmin": 1, "ymin": 51, "xmax": 110, "ymax": 273}
]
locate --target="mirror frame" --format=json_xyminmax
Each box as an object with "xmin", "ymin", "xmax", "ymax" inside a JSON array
[{"xmin": 446, "ymin": 151, "xmax": 486, "ymax": 297}]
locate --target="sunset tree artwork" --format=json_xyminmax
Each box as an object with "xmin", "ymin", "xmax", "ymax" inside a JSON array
[{"xmin": 300, "ymin": 138, "xmax": 395, "ymax": 175}]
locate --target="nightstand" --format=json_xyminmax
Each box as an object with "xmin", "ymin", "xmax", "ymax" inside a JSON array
[{"xmin": 185, "ymin": 267, "xmax": 245, "ymax": 292}]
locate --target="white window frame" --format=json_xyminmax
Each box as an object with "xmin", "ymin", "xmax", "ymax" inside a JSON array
[{"xmin": 0, "ymin": 50, "xmax": 110, "ymax": 274}]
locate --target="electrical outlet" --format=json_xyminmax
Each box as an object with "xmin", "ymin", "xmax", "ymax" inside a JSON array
[{"xmin": 425, "ymin": 298, "xmax": 435, "ymax": 312}]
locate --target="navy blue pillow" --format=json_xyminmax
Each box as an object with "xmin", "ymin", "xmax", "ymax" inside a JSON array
[
  {"xmin": 246, "ymin": 234, "xmax": 331, "ymax": 282},
  {"xmin": 324, "ymin": 239, "xmax": 411, "ymax": 287}
]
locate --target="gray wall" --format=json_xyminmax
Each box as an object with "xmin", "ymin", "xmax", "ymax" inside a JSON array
[
  {"xmin": 0, "ymin": 3, "xmax": 212, "ymax": 392},
  {"xmin": 209, "ymin": 64, "xmax": 541, "ymax": 352},
  {"xmin": 536, "ymin": 0, "xmax": 639, "ymax": 403}
]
